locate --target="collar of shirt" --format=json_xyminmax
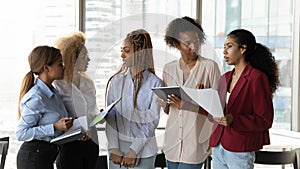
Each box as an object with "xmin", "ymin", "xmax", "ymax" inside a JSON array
[{"xmin": 35, "ymin": 78, "xmax": 55, "ymax": 98}]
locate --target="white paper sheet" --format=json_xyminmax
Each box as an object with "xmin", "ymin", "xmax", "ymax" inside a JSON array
[
  {"xmin": 50, "ymin": 116, "xmax": 87, "ymax": 144},
  {"xmin": 181, "ymin": 87, "xmax": 224, "ymax": 117},
  {"xmin": 152, "ymin": 86, "xmax": 224, "ymax": 117}
]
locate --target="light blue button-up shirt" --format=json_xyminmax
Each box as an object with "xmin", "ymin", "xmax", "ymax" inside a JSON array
[
  {"xmin": 16, "ymin": 78, "xmax": 69, "ymax": 142},
  {"xmin": 106, "ymin": 69, "xmax": 163, "ymax": 158}
]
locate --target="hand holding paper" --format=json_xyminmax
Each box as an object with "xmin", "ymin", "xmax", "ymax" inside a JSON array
[
  {"xmin": 152, "ymin": 86, "xmax": 224, "ymax": 117},
  {"xmin": 50, "ymin": 116, "xmax": 88, "ymax": 144},
  {"xmin": 89, "ymin": 97, "xmax": 121, "ymax": 127},
  {"xmin": 213, "ymin": 114, "xmax": 233, "ymax": 126}
]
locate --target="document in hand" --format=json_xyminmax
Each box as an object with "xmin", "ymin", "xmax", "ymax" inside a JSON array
[
  {"xmin": 152, "ymin": 86, "xmax": 196, "ymax": 104},
  {"xmin": 152, "ymin": 86, "xmax": 224, "ymax": 117},
  {"xmin": 50, "ymin": 116, "xmax": 88, "ymax": 144},
  {"xmin": 89, "ymin": 97, "xmax": 121, "ymax": 127}
]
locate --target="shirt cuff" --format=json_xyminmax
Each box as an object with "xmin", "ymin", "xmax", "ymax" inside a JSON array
[{"xmin": 130, "ymin": 139, "xmax": 146, "ymax": 155}]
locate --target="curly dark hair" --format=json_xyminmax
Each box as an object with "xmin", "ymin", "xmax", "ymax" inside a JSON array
[
  {"xmin": 164, "ymin": 16, "xmax": 206, "ymax": 48},
  {"xmin": 228, "ymin": 29, "xmax": 280, "ymax": 93}
]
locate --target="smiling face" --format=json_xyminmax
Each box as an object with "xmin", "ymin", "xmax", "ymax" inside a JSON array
[
  {"xmin": 120, "ymin": 38, "xmax": 134, "ymax": 67},
  {"xmin": 177, "ymin": 31, "xmax": 201, "ymax": 60},
  {"xmin": 223, "ymin": 35, "xmax": 246, "ymax": 66}
]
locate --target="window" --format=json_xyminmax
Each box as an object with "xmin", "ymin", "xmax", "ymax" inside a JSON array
[
  {"xmin": 84, "ymin": 0, "xmax": 197, "ymax": 153},
  {"xmin": 85, "ymin": 0, "xmax": 197, "ymax": 108},
  {"xmin": 0, "ymin": 1, "xmax": 298, "ymax": 169},
  {"xmin": 0, "ymin": 1, "xmax": 77, "ymax": 168},
  {"xmin": 202, "ymin": 0, "xmax": 294, "ymax": 130}
]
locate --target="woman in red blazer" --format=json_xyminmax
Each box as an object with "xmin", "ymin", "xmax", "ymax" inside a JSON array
[{"xmin": 210, "ymin": 29, "xmax": 280, "ymax": 169}]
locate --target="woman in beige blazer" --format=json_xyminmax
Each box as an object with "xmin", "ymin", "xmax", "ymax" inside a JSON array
[{"xmin": 161, "ymin": 16, "xmax": 221, "ymax": 169}]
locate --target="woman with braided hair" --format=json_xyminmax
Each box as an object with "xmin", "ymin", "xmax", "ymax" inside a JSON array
[{"xmin": 105, "ymin": 29, "xmax": 163, "ymax": 169}]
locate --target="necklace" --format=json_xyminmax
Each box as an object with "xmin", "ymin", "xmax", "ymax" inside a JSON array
[
  {"xmin": 232, "ymin": 71, "xmax": 241, "ymax": 83},
  {"xmin": 229, "ymin": 72, "xmax": 241, "ymax": 92}
]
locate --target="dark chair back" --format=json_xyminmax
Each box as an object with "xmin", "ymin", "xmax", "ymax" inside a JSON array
[
  {"xmin": 204, "ymin": 156, "xmax": 212, "ymax": 169},
  {"xmin": 0, "ymin": 137, "xmax": 9, "ymax": 169},
  {"xmin": 254, "ymin": 149, "xmax": 299, "ymax": 169},
  {"xmin": 155, "ymin": 153, "xmax": 167, "ymax": 169},
  {"xmin": 96, "ymin": 155, "xmax": 108, "ymax": 169}
]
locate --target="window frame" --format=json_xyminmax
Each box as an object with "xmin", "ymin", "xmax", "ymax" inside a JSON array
[{"xmin": 292, "ymin": 0, "xmax": 300, "ymax": 131}]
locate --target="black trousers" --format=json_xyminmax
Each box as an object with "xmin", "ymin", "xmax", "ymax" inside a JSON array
[
  {"xmin": 17, "ymin": 140, "xmax": 59, "ymax": 169},
  {"xmin": 56, "ymin": 139, "xmax": 99, "ymax": 169}
]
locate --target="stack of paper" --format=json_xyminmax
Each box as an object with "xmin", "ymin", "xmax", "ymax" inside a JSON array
[
  {"xmin": 50, "ymin": 97, "xmax": 121, "ymax": 144},
  {"xmin": 50, "ymin": 116, "xmax": 88, "ymax": 144}
]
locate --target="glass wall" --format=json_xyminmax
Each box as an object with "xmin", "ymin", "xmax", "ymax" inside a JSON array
[
  {"xmin": 85, "ymin": 0, "xmax": 197, "ymax": 108},
  {"xmin": 0, "ymin": 1, "xmax": 77, "ymax": 168},
  {"xmin": 84, "ymin": 0, "xmax": 197, "ymax": 153},
  {"xmin": 84, "ymin": 0, "xmax": 294, "ymax": 131},
  {"xmin": 202, "ymin": 0, "xmax": 293, "ymax": 130},
  {"xmin": 0, "ymin": 1, "xmax": 297, "ymax": 168}
]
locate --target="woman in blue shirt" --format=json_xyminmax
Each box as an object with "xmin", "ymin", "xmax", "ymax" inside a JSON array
[
  {"xmin": 16, "ymin": 46, "xmax": 73, "ymax": 169},
  {"xmin": 105, "ymin": 29, "xmax": 163, "ymax": 169}
]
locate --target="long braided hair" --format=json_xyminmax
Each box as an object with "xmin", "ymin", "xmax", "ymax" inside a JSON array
[{"xmin": 106, "ymin": 29, "xmax": 155, "ymax": 108}]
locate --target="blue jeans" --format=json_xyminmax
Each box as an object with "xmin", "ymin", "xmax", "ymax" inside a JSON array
[
  {"xmin": 212, "ymin": 143, "xmax": 255, "ymax": 169},
  {"xmin": 167, "ymin": 160, "xmax": 204, "ymax": 169}
]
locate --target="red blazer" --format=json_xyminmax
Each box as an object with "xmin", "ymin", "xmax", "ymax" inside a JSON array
[{"xmin": 210, "ymin": 64, "xmax": 274, "ymax": 152}]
